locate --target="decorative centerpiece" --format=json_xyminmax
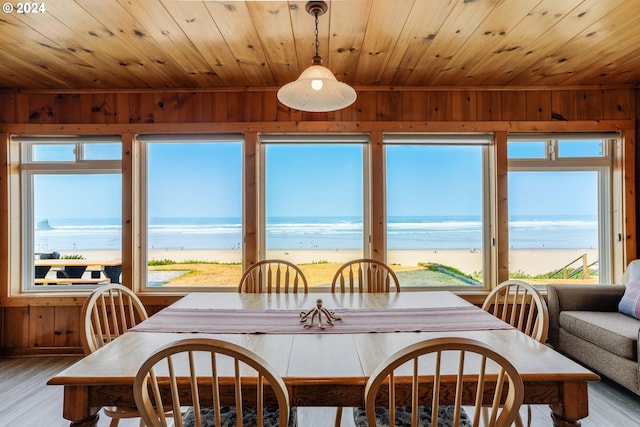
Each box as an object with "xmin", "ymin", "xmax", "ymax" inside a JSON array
[{"xmin": 300, "ymin": 298, "xmax": 341, "ymax": 329}]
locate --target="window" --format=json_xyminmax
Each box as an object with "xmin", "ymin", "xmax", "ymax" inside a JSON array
[
  {"xmin": 507, "ymin": 134, "xmax": 620, "ymax": 285},
  {"xmin": 260, "ymin": 134, "xmax": 367, "ymax": 287},
  {"xmin": 384, "ymin": 134, "xmax": 491, "ymax": 288},
  {"xmin": 19, "ymin": 136, "xmax": 122, "ymax": 291},
  {"xmin": 140, "ymin": 135, "xmax": 243, "ymax": 289}
]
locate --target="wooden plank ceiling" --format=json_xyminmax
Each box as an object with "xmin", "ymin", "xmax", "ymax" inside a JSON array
[{"xmin": 0, "ymin": 0, "xmax": 639, "ymax": 91}]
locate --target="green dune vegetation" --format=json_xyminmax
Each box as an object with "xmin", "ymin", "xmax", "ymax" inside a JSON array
[
  {"xmin": 148, "ymin": 259, "xmax": 480, "ymax": 287},
  {"xmin": 147, "ymin": 257, "xmax": 598, "ymax": 287}
]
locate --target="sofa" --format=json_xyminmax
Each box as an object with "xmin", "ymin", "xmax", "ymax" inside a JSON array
[{"xmin": 547, "ymin": 284, "xmax": 640, "ymax": 395}]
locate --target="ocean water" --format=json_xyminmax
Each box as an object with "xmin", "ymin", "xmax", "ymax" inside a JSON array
[{"xmin": 33, "ymin": 215, "xmax": 599, "ymax": 253}]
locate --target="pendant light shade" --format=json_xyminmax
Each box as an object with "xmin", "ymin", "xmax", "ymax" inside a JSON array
[
  {"xmin": 277, "ymin": 64, "xmax": 357, "ymax": 113},
  {"xmin": 277, "ymin": 1, "xmax": 357, "ymax": 112}
]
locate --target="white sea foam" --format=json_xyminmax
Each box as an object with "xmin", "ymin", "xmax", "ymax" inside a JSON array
[{"xmin": 34, "ymin": 216, "xmax": 599, "ymax": 251}]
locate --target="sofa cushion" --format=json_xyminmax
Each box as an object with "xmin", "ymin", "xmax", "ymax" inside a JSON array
[
  {"xmin": 559, "ymin": 311, "xmax": 639, "ymax": 361},
  {"xmin": 619, "ymin": 282, "xmax": 640, "ymax": 319}
]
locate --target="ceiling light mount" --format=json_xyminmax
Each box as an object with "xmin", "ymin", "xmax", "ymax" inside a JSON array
[
  {"xmin": 306, "ymin": 1, "xmax": 327, "ymax": 66},
  {"xmin": 277, "ymin": 0, "xmax": 357, "ymax": 113},
  {"xmin": 305, "ymin": 1, "xmax": 328, "ymax": 17}
]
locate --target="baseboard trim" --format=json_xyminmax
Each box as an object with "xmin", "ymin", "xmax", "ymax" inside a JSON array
[{"xmin": 0, "ymin": 347, "xmax": 84, "ymax": 357}]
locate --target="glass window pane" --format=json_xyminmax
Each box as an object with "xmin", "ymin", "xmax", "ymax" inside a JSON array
[
  {"xmin": 557, "ymin": 139, "xmax": 603, "ymax": 157},
  {"xmin": 265, "ymin": 144, "xmax": 364, "ymax": 287},
  {"xmin": 146, "ymin": 142, "xmax": 242, "ymax": 288},
  {"xmin": 33, "ymin": 174, "xmax": 122, "ymax": 285},
  {"xmin": 507, "ymin": 141, "xmax": 547, "ymax": 159},
  {"xmin": 508, "ymin": 171, "xmax": 599, "ymax": 284},
  {"xmin": 32, "ymin": 144, "xmax": 75, "ymax": 161},
  {"xmin": 84, "ymin": 143, "xmax": 122, "ymax": 160},
  {"xmin": 386, "ymin": 145, "xmax": 484, "ymax": 287}
]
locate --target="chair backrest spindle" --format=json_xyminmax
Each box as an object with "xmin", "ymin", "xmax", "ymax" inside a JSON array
[
  {"xmin": 331, "ymin": 259, "xmax": 400, "ymax": 294},
  {"xmin": 238, "ymin": 259, "xmax": 308, "ymax": 294},
  {"xmin": 364, "ymin": 337, "xmax": 524, "ymax": 427},
  {"xmin": 134, "ymin": 338, "xmax": 291, "ymax": 427},
  {"xmin": 81, "ymin": 283, "xmax": 148, "ymax": 354},
  {"xmin": 482, "ymin": 279, "xmax": 549, "ymax": 343}
]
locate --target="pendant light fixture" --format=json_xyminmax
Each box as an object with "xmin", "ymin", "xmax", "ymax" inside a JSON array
[{"xmin": 277, "ymin": 1, "xmax": 357, "ymax": 112}]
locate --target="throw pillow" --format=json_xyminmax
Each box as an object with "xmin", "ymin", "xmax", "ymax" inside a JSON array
[
  {"xmin": 624, "ymin": 260, "xmax": 640, "ymax": 284},
  {"xmin": 619, "ymin": 282, "xmax": 640, "ymax": 320}
]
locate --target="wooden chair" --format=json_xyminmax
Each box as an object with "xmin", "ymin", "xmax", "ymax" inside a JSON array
[
  {"xmin": 353, "ymin": 337, "xmax": 524, "ymax": 427},
  {"xmin": 238, "ymin": 259, "xmax": 308, "ymax": 293},
  {"xmin": 481, "ymin": 279, "xmax": 549, "ymax": 427},
  {"xmin": 332, "ymin": 259, "xmax": 399, "ymax": 425},
  {"xmin": 81, "ymin": 284, "xmax": 149, "ymax": 427},
  {"xmin": 481, "ymin": 279, "xmax": 549, "ymax": 346},
  {"xmin": 331, "ymin": 258, "xmax": 400, "ymax": 293},
  {"xmin": 81, "ymin": 283, "xmax": 148, "ymax": 353},
  {"xmin": 133, "ymin": 337, "xmax": 297, "ymax": 427}
]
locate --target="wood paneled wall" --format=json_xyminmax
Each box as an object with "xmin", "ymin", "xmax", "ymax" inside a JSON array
[
  {"xmin": 0, "ymin": 88, "xmax": 635, "ymax": 124},
  {"xmin": 0, "ymin": 87, "xmax": 637, "ymax": 355}
]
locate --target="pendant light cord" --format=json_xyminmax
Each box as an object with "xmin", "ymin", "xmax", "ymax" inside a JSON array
[{"xmin": 312, "ymin": 6, "xmax": 322, "ymax": 65}]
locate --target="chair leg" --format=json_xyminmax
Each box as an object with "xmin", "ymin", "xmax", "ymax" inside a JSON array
[
  {"xmin": 139, "ymin": 417, "xmax": 146, "ymax": 427},
  {"xmin": 334, "ymin": 406, "xmax": 343, "ymax": 427},
  {"xmin": 483, "ymin": 404, "xmax": 524, "ymax": 427},
  {"xmin": 481, "ymin": 407, "xmax": 488, "ymax": 426},
  {"xmin": 109, "ymin": 417, "xmax": 120, "ymax": 427}
]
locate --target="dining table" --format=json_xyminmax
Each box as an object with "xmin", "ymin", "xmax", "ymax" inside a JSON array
[{"xmin": 48, "ymin": 291, "xmax": 599, "ymax": 427}]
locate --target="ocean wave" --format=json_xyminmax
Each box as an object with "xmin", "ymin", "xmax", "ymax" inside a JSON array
[
  {"xmin": 36, "ymin": 222, "xmax": 597, "ymax": 236},
  {"xmin": 268, "ymin": 222, "xmax": 362, "ymax": 235},
  {"xmin": 34, "ymin": 216, "xmax": 599, "ymax": 251},
  {"xmin": 509, "ymin": 219, "xmax": 596, "ymax": 228},
  {"xmin": 149, "ymin": 224, "xmax": 241, "ymax": 234}
]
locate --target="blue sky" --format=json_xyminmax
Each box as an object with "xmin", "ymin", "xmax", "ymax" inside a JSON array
[
  {"xmin": 148, "ymin": 142, "xmax": 242, "ymax": 218},
  {"xmin": 386, "ymin": 145, "xmax": 482, "ymax": 217},
  {"xmin": 508, "ymin": 171, "xmax": 597, "ymax": 218},
  {"xmin": 34, "ymin": 174, "xmax": 121, "ymax": 220},
  {"xmin": 266, "ymin": 144, "xmax": 363, "ymax": 218},
  {"xmin": 34, "ymin": 139, "xmax": 601, "ymax": 221}
]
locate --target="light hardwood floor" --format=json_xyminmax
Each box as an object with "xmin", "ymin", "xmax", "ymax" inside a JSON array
[{"xmin": 2, "ymin": 355, "xmax": 640, "ymax": 427}]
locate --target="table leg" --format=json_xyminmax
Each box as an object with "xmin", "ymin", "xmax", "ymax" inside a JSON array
[
  {"xmin": 70, "ymin": 413, "xmax": 99, "ymax": 427},
  {"xmin": 549, "ymin": 381, "xmax": 589, "ymax": 427},
  {"xmin": 63, "ymin": 386, "xmax": 101, "ymax": 427},
  {"xmin": 550, "ymin": 410, "xmax": 581, "ymax": 427}
]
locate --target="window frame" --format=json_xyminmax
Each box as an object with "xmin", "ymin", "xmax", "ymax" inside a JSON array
[
  {"xmin": 258, "ymin": 133, "xmax": 371, "ymax": 287},
  {"xmin": 138, "ymin": 134, "xmax": 245, "ymax": 292},
  {"xmin": 18, "ymin": 136, "xmax": 122, "ymax": 292},
  {"xmin": 382, "ymin": 133, "xmax": 494, "ymax": 290},
  {"xmin": 7, "ymin": 129, "xmax": 629, "ymax": 297},
  {"xmin": 506, "ymin": 134, "xmax": 621, "ymax": 285}
]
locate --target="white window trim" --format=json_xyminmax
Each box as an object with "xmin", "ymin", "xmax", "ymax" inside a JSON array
[
  {"xmin": 19, "ymin": 138, "xmax": 122, "ymax": 292},
  {"xmin": 382, "ymin": 133, "xmax": 493, "ymax": 290},
  {"xmin": 507, "ymin": 136, "xmax": 620, "ymax": 285},
  {"xmin": 258, "ymin": 133, "xmax": 371, "ymax": 268},
  {"xmin": 138, "ymin": 134, "xmax": 245, "ymax": 292}
]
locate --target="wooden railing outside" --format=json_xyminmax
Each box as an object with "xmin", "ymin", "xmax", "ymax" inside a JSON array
[{"xmin": 549, "ymin": 254, "xmax": 598, "ymax": 280}]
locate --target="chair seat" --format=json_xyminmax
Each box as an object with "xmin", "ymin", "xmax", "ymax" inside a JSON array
[
  {"xmin": 353, "ymin": 405, "xmax": 471, "ymax": 427},
  {"xmin": 183, "ymin": 406, "xmax": 298, "ymax": 427}
]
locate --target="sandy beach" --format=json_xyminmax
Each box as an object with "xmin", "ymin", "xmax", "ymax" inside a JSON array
[
  {"xmin": 69, "ymin": 247, "xmax": 599, "ymax": 277},
  {"xmin": 274, "ymin": 247, "xmax": 599, "ymax": 277}
]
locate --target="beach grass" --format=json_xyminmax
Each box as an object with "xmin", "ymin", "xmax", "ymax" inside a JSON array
[
  {"xmin": 147, "ymin": 257, "xmax": 598, "ymax": 287},
  {"xmin": 148, "ymin": 260, "xmax": 475, "ymax": 287}
]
